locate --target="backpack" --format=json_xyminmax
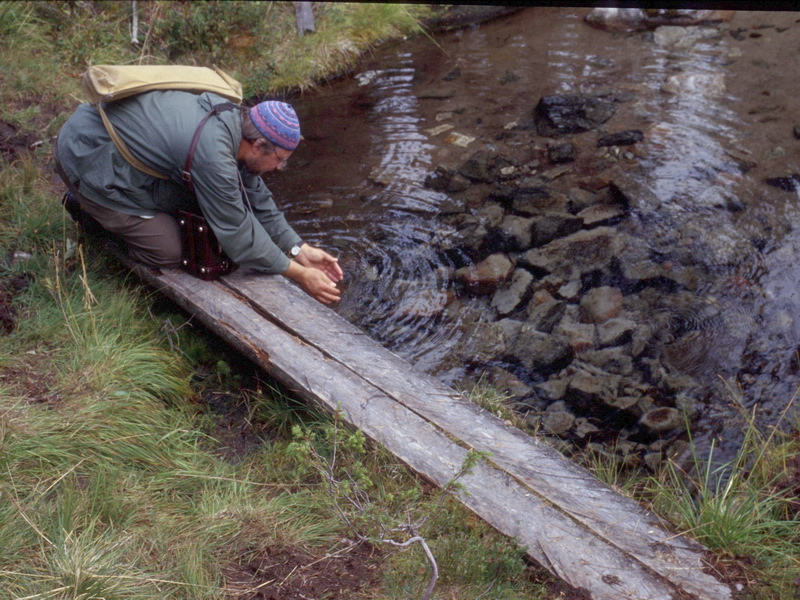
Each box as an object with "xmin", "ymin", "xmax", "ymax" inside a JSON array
[{"xmin": 81, "ymin": 64, "xmax": 243, "ymax": 179}]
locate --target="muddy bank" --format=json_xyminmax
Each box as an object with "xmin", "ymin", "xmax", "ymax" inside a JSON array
[{"xmin": 265, "ymin": 8, "xmax": 800, "ymax": 466}]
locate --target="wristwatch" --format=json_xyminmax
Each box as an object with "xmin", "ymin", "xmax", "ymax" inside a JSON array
[{"xmin": 290, "ymin": 244, "xmax": 303, "ymax": 258}]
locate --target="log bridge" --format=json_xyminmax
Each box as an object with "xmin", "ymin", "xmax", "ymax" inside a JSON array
[{"xmin": 125, "ymin": 262, "xmax": 733, "ymax": 600}]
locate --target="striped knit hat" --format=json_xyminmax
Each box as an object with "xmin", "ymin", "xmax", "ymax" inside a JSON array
[{"xmin": 249, "ymin": 101, "xmax": 301, "ymax": 151}]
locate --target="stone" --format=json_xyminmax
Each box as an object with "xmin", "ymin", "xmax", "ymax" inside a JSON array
[
  {"xmin": 567, "ymin": 367, "xmax": 622, "ymax": 410},
  {"xmin": 567, "ymin": 187, "xmax": 598, "ymax": 214},
  {"xmin": 531, "ymin": 212, "xmax": 584, "ymax": 247},
  {"xmin": 458, "ymin": 150, "xmax": 495, "ymax": 183},
  {"xmin": 454, "ymin": 253, "xmax": 514, "ymax": 295},
  {"xmin": 639, "ymin": 407, "xmax": 683, "ymax": 433},
  {"xmin": 508, "ymin": 324, "xmax": 573, "ymax": 375},
  {"xmin": 597, "ymin": 318, "xmax": 638, "ymax": 347},
  {"xmin": 521, "ymin": 227, "xmax": 621, "ymax": 279},
  {"xmin": 579, "ymin": 286, "xmax": 624, "ymax": 324},
  {"xmin": 447, "ymin": 174, "xmax": 471, "ymax": 193},
  {"xmin": 395, "ymin": 289, "xmax": 453, "ymax": 319},
  {"xmin": 491, "ymin": 268, "xmax": 534, "ymax": 316},
  {"xmin": 543, "ymin": 408, "xmax": 575, "ymax": 435},
  {"xmin": 577, "ymin": 204, "xmax": 625, "ymax": 226},
  {"xmin": 533, "ymin": 94, "xmax": 616, "ymax": 137},
  {"xmin": 547, "ymin": 141, "xmax": 577, "ymax": 164},
  {"xmin": 526, "ymin": 289, "xmax": 565, "ymax": 333},
  {"xmin": 497, "ymin": 214, "xmax": 535, "ymax": 250},
  {"xmin": 485, "ymin": 366, "xmax": 535, "ymax": 400},
  {"xmin": 579, "ymin": 347, "xmax": 634, "ymax": 375},
  {"xmin": 662, "ymin": 72, "xmax": 726, "ymax": 96},
  {"xmin": 597, "ymin": 130, "xmax": 644, "ymax": 147},
  {"xmin": 555, "ymin": 321, "xmax": 597, "ymax": 353}
]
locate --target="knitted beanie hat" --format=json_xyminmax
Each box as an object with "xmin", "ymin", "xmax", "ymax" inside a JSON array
[{"xmin": 249, "ymin": 101, "xmax": 301, "ymax": 151}]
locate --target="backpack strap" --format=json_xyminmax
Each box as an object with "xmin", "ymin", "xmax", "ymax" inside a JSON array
[
  {"xmin": 97, "ymin": 102, "xmax": 169, "ymax": 180},
  {"xmin": 182, "ymin": 102, "xmax": 238, "ymax": 193}
]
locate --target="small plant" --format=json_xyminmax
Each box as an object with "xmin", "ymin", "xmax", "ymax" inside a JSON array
[{"xmin": 289, "ymin": 412, "xmax": 491, "ymax": 600}]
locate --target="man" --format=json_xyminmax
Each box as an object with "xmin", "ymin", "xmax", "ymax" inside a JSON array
[{"xmin": 55, "ymin": 90, "xmax": 343, "ymax": 304}]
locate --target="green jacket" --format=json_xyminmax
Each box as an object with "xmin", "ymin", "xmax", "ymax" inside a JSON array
[{"xmin": 57, "ymin": 90, "xmax": 301, "ymax": 274}]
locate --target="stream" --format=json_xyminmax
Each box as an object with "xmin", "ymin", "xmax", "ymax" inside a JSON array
[{"xmin": 266, "ymin": 7, "xmax": 800, "ymax": 466}]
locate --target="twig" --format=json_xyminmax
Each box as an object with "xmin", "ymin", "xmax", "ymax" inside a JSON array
[
  {"xmin": 130, "ymin": 0, "xmax": 139, "ymax": 45},
  {"xmin": 382, "ymin": 535, "xmax": 438, "ymax": 600}
]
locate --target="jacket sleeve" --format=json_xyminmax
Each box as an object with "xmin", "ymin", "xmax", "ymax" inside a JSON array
[
  {"xmin": 238, "ymin": 168, "xmax": 303, "ymax": 253},
  {"xmin": 188, "ymin": 128, "xmax": 300, "ymax": 274}
]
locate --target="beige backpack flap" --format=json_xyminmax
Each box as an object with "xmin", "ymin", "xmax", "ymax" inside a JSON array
[{"xmin": 81, "ymin": 65, "xmax": 244, "ymax": 180}]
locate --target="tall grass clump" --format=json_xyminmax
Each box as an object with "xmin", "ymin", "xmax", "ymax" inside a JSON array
[{"xmin": 644, "ymin": 391, "xmax": 800, "ymax": 597}]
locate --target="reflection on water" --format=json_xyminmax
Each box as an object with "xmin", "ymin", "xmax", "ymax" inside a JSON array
[{"xmin": 268, "ymin": 7, "xmax": 800, "ymax": 435}]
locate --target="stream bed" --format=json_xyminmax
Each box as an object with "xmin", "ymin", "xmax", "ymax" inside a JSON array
[{"xmin": 266, "ymin": 7, "xmax": 800, "ymax": 467}]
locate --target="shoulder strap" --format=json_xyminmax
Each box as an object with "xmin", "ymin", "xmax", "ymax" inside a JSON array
[
  {"xmin": 182, "ymin": 103, "xmax": 238, "ymax": 193},
  {"xmin": 97, "ymin": 102, "xmax": 169, "ymax": 180}
]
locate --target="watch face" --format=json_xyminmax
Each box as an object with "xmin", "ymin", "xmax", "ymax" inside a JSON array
[{"xmin": 291, "ymin": 245, "xmax": 301, "ymax": 256}]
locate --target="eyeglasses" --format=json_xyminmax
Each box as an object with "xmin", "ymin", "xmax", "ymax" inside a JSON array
[{"xmin": 273, "ymin": 151, "xmax": 290, "ymax": 168}]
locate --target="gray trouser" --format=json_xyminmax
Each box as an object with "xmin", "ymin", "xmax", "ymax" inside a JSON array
[{"xmin": 54, "ymin": 141, "xmax": 182, "ymax": 269}]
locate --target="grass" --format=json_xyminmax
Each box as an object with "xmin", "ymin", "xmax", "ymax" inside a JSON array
[{"xmin": 0, "ymin": 1, "xmax": 798, "ymax": 598}]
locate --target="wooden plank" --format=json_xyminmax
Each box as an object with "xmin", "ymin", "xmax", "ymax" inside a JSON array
[
  {"xmin": 221, "ymin": 270, "xmax": 732, "ymax": 600},
  {"xmin": 126, "ymin": 262, "xmax": 732, "ymax": 600}
]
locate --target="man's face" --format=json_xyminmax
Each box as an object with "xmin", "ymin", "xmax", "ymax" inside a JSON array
[{"xmin": 241, "ymin": 140, "xmax": 292, "ymax": 176}]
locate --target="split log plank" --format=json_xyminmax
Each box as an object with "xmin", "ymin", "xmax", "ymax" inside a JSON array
[{"xmin": 125, "ymin": 262, "xmax": 732, "ymax": 600}]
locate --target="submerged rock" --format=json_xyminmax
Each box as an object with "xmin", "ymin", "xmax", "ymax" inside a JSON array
[
  {"xmin": 533, "ymin": 94, "xmax": 616, "ymax": 137},
  {"xmin": 454, "ymin": 253, "xmax": 514, "ymax": 295}
]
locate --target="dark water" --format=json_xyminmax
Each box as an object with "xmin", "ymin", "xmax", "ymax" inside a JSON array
[{"xmin": 267, "ymin": 7, "xmax": 800, "ymax": 442}]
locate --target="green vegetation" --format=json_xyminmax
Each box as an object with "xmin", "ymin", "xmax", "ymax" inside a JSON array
[
  {"xmin": 0, "ymin": 2, "xmax": 553, "ymax": 598},
  {"xmin": 0, "ymin": 1, "xmax": 798, "ymax": 599}
]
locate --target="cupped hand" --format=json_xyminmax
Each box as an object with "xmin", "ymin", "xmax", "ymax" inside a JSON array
[{"xmin": 296, "ymin": 244, "xmax": 344, "ymax": 283}]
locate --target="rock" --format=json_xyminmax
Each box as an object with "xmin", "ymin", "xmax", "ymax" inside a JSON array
[
  {"xmin": 424, "ymin": 166, "xmax": 452, "ymax": 191},
  {"xmin": 574, "ymin": 418, "xmax": 600, "ymax": 440},
  {"xmin": 533, "ymin": 94, "xmax": 616, "ymax": 137},
  {"xmin": 477, "ymin": 202, "xmax": 506, "ymax": 228},
  {"xmin": 394, "ymin": 289, "xmax": 453, "ymax": 319},
  {"xmin": 454, "ymin": 253, "xmax": 514, "ymax": 295},
  {"xmin": 557, "ymin": 279, "xmax": 582, "ymax": 301},
  {"xmin": 577, "ymin": 204, "xmax": 625, "ymax": 227},
  {"xmin": 508, "ymin": 324, "xmax": 573, "ymax": 375},
  {"xmin": 491, "ymin": 268, "xmax": 534, "ymax": 316},
  {"xmin": 567, "ymin": 187, "xmax": 598, "ymax": 214},
  {"xmin": 497, "ymin": 214, "xmax": 535, "ymax": 250},
  {"xmin": 580, "ymin": 347, "xmax": 634, "ymax": 375},
  {"xmin": 526, "ymin": 289, "xmax": 565, "ymax": 333},
  {"xmin": 543, "ymin": 406, "xmax": 575, "ymax": 436},
  {"xmin": 458, "ymin": 150, "xmax": 495, "ymax": 183},
  {"xmin": 547, "ymin": 141, "xmax": 576, "ymax": 164},
  {"xmin": 521, "ymin": 227, "xmax": 621, "ymax": 279},
  {"xmin": 597, "ymin": 318, "xmax": 638, "ymax": 347},
  {"xmin": 765, "ymin": 174, "xmax": 800, "ymax": 192},
  {"xmin": 597, "ymin": 130, "xmax": 644, "ymax": 147},
  {"xmin": 662, "ymin": 72, "xmax": 726, "ymax": 96},
  {"xmin": 585, "ymin": 8, "xmax": 733, "ymax": 32},
  {"xmin": 485, "ymin": 366, "xmax": 535, "ymax": 401},
  {"xmin": 458, "ymin": 320, "xmax": 518, "ymax": 363},
  {"xmin": 447, "ymin": 173, "xmax": 471, "ymax": 193},
  {"xmin": 531, "ymin": 212, "xmax": 584, "ymax": 247},
  {"xmin": 653, "ymin": 25, "xmax": 721, "ymax": 49},
  {"xmin": 579, "ymin": 286, "xmax": 624, "ymax": 324},
  {"xmin": 639, "ymin": 407, "xmax": 683, "ymax": 433},
  {"xmin": 793, "ymin": 124, "xmax": 800, "ymax": 140},
  {"xmin": 555, "ymin": 321, "xmax": 596, "ymax": 353},
  {"xmin": 567, "ymin": 367, "xmax": 622, "ymax": 412}
]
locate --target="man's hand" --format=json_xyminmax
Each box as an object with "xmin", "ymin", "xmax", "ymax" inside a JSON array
[
  {"xmin": 283, "ymin": 253, "xmax": 341, "ymax": 304},
  {"xmin": 295, "ymin": 244, "xmax": 343, "ymax": 283}
]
